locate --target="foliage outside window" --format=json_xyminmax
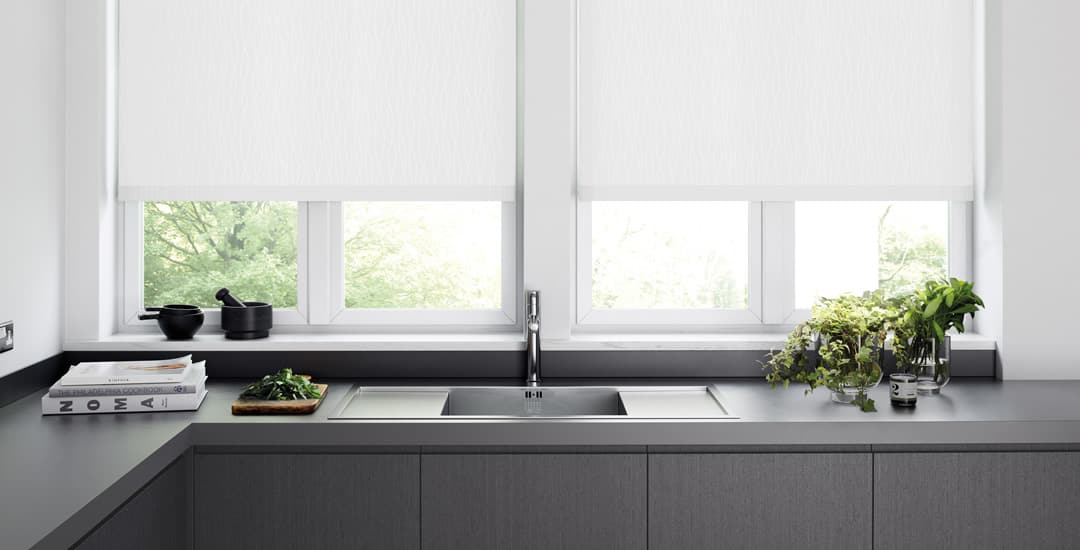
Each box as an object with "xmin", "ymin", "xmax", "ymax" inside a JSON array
[
  {"xmin": 591, "ymin": 201, "xmax": 748, "ymax": 309},
  {"xmin": 343, "ymin": 202, "xmax": 501, "ymax": 309},
  {"xmin": 795, "ymin": 202, "xmax": 948, "ymax": 307},
  {"xmin": 144, "ymin": 202, "xmax": 298, "ymax": 309}
]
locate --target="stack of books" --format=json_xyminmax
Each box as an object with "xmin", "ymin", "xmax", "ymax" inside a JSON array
[{"xmin": 42, "ymin": 355, "xmax": 208, "ymax": 415}]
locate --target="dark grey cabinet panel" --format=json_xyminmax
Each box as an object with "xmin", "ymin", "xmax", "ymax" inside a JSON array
[
  {"xmin": 194, "ymin": 453, "xmax": 419, "ymax": 550},
  {"xmin": 421, "ymin": 454, "xmax": 646, "ymax": 550},
  {"xmin": 649, "ymin": 453, "xmax": 872, "ymax": 550},
  {"xmin": 875, "ymin": 452, "xmax": 1080, "ymax": 550},
  {"xmin": 75, "ymin": 455, "xmax": 190, "ymax": 550}
]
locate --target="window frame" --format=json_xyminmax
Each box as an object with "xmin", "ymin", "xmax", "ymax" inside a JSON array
[
  {"xmin": 572, "ymin": 200, "xmax": 970, "ymax": 331},
  {"xmin": 324, "ymin": 201, "xmax": 519, "ymax": 328},
  {"xmin": 120, "ymin": 200, "xmax": 520, "ymax": 333},
  {"xmin": 574, "ymin": 200, "xmax": 764, "ymax": 329},
  {"xmin": 780, "ymin": 200, "xmax": 971, "ymax": 326},
  {"xmin": 120, "ymin": 201, "xmax": 311, "ymax": 331}
]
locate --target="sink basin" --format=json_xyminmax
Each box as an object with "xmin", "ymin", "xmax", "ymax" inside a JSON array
[
  {"xmin": 446, "ymin": 387, "xmax": 623, "ymax": 416},
  {"xmin": 330, "ymin": 385, "xmax": 736, "ymax": 419}
]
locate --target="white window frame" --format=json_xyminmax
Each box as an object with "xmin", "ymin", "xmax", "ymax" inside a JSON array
[
  {"xmin": 323, "ymin": 201, "xmax": 519, "ymax": 329},
  {"xmin": 574, "ymin": 200, "xmax": 764, "ymax": 329},
  {"xmin": 572, "ymin": 199, "xmax": 970, "ymax": 331},
  {"xmin": 120, "ymin": 201, "xmax": 310, "ymax": 331},
  {"xmin": 121, "ymin": 200, "xmax": 519, "ymax": 333},
  {"xmin": 777, "ymin": 200, "xmax": 972, "ymax": 326}
]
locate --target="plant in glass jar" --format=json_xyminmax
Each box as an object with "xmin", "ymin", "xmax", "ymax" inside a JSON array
[
  {"xmin": 892, "ymin": 278, "xmax": 983, "ymax": 394},
  {"xmin": 764, "ymin": 293, "xmax": 892, "ymax": 412}
]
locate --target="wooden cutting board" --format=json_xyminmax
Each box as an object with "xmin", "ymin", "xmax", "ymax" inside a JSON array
[{"xmin": 231, "ymin": 383, "xmax": 329, "ymax": 415}]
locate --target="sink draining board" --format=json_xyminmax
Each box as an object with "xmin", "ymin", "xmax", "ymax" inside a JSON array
[{"xmin": 618, "ymin": 389, "xmax": 731, "ymax": 418}]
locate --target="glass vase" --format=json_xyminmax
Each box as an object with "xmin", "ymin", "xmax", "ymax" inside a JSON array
[
  {"xmin": 816, "ymin": 335, "xmax": 885, "ymax": 404},
  {"xmin": 913, "ymin": 335, "xmax": 951, "ymax": 394}
]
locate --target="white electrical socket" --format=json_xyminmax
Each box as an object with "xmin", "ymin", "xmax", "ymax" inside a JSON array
[{"xmin": 0, "ymin": 321, "xmax": 13, "ymax": 354}]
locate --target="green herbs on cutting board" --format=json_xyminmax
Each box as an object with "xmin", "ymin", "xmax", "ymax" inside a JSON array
[{"xmin": 239, "ymin": 368, "xmax": 322, "ymax": 401}]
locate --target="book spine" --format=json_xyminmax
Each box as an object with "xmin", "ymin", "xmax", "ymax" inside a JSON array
[
  {"xmin": 42, "ymin": 390, "xmax": 207, "ymax": 415},
  {"xmin": 49, "ymin": 382, "xmax": 200, "ymax": 398}
]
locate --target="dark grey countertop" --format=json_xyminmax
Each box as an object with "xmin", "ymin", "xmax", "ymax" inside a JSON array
[{"xmin": 4, "ymin": 378, "xmax": 1080, "ymax": 549}]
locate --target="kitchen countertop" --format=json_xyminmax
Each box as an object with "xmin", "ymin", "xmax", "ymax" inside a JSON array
[{"xmin": 4, "ymin": 378, "xmax": 1080, "ymax": 549}]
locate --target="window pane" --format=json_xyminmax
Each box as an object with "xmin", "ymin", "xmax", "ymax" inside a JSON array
[
  {"xmin": 344, "ymin": 202, "xmax": 502, "ymax": 309},
  {"xmin": 591, "ymin": 202, "xmax": 748, "ymax": 309},
  {"xmin": 144, "ymin": 202, "xmax": 298, "ymax": 308},
  {"xmin": 795, "ymin": 202, "xmax": 948, "ymax": 307}
]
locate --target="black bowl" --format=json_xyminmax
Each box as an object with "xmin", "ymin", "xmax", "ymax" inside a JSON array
[
  {"xmin": 139, "ymin": 311, "xmax": 204, "ymax": 340},
  {"xmin": 221, "ymin": 301, "xmax": 273, "ymax": 340}
]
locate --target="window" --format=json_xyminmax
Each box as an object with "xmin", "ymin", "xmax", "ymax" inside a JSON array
[
  {"xmin": 342, "ymin": 202, "xmax": 503, "ymax": 310},
  {"xmin": 589, "ymin": 202, "xmax": 749, "ymax": 310},
  {"xmin": 106, "ymin": 1, "xmax": 978, "ymax": 340},
  {"xmin": 127, "ymin": 200, "xmax": 515, "ymax": 329},
  {"xmin": 118, "ymin": 0, "xmax": 518, "ymax": 332},
  {"xmin": 143, "ymin": 202, "xmax": 298, "ymax": 309}
]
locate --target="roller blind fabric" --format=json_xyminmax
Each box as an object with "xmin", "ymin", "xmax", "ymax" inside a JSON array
[
  {"xmin": 118, "ymin": 0, "xmax": 516, "ymax": 201},
  {"xmin": 577, "ymin": 0, "xmax": 975, "ymax": 201}
]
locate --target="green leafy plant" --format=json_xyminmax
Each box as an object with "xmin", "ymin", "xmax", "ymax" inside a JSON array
[
  {"xmin": 892, "ymin": 278, "xmax": 983, "ymax": 382},
  {"xmin": 763, "ymin": 293, "xmax": 892, "ymax": 412},
  {"xmin": 239, "ymin": 368, "xmax": 322, "ymax": 401}
]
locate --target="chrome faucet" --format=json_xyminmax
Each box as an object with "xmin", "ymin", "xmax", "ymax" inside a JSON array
[{"xmin": 525, "ymin": 290, "xmax": 541, "ymax": 386}]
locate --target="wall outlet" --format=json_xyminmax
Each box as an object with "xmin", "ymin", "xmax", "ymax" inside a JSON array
[{"xmin": 0, "ymin": 321, "xmax": 13, "ymax": 354}]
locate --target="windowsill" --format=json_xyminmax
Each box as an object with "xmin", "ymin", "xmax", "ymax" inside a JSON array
[
  {"xmin": 63, "ymin": 332, "xmax": 526, "ymax": 352},
  {"xmin": 64, "ymin": 332, "xmax": 997, "ymax": 352},
  {"xmin": 545, "ymin": 332, "xmax": 997, "ymax": 351}
]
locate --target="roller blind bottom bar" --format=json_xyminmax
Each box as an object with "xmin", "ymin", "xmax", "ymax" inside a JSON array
[
  {"xmin": 118, "ymin": 186, "xmax": 517, "ymax": 203},
  {"xmin": 577, "ymin": 185, "xmax": 974, "ymax": 202}
]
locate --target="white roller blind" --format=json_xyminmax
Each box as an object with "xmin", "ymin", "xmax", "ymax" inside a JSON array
[
  {"xmin": 119, "ymin": 0, "xmax": 516, "ymax": 201},
  {"xmin": 578, "ymin": 0, "xmax": 975, "ymax": 201}
]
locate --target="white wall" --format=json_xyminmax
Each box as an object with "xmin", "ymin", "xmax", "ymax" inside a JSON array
[
  {"xmin": 0, "ymin": 0, "xmax": 66, "ymax": 378},
  {"xmin": 984, "ymin": 0, "xmax": 1080, "ymax": 379}
]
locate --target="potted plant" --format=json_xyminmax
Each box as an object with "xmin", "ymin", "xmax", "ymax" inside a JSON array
[
  {"xmin": 891, "ymin": 278, "xmax": 983, "ymax": 393},
  {"xmin": 764, "ymin": 293, "xmax": 892, "ymax": 412}
]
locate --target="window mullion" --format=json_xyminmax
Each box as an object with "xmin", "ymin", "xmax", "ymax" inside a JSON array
[
  {"xmin": 761, "ymin": 201, "xmax": 796, "ymax": 324},
  {"xmin": 306, "ymin": 201, "xmax": 337, "ymax": 325},
  {"xmin": 949, "ymin": 201, "xmax": 973, "ymax": 282},
  {"xmin": 121, "ymin": 201, "xmax": 144, "ymax": 326},
  {"xmin": 522, "ymin": 0, "xmax": 576, "ymax": 340}
]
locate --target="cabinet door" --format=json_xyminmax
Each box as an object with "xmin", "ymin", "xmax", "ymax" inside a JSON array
[
  {"xmin": 649, "ymin": 453, "xmax": 872, "ymax": 550},
  {"xmin": 75, "ymin": 455, "xmax": 190, "ymax": 550},
  {"xmin": 194, "ymin": 453, "xmax": 419, "ymax": 550},
  {"xmin": 875, "ymin": 452, "xmax": 1080, "ymax": 550},
  {"xmin": 421, "ymin": 453, "xmax": 646, "ymax": 550}
]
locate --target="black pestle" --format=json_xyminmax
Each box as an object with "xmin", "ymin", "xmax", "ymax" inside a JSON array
[{"xmin": 215, "ymin": 288, "xmax": 247, "ymax": 308}]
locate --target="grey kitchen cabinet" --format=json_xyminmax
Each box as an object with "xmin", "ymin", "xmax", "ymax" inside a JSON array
[
  {"xmin": 74, "ymin": 455, "xmax": 190, "ymax": 550},
  {"xmin": 194, "ymin": 453, "xmax": 419, "ymax": 550},
  {"xmin": 875, "ymin": 452, "xmax": 1080, "ymax": 550},
  {"xmin": 421, "ymin": 453, "xmax": 647, "ymax": 550},
  {"xmin": 648, "ymin": 453, "xmax": 872, "ymax": 550}
]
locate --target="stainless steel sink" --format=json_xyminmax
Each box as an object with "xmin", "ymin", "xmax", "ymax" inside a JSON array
[
  {"xmin": 330, "ymin": 385, "xmax": 736, "ymax": 419},
  {"xmin": 446, "ymin": 387, "xmax": 623, "ymax": 416}
]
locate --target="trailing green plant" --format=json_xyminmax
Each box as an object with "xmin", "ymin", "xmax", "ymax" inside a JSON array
[
  {"xmin": 892, "ymin": 278, "xmax": 983, "ymax": 380},
  {"xmin": 763, "ymin": 293, "xmax": 893, "ymax": 412},
  {"xmin": 239, "ymin": 368, "xmax": 322, "ymax": 401}
]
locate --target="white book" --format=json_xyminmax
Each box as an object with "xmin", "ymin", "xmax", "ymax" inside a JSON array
[
  {"xmin": 59, "ymin": 355, "xmax": 193, "ymax": 386},
  {"xmin": 41, "ymin": 388, "xmax": 208, "ymax": 415},
  {"xmin": 49, "ymin": 363, "xmax": 206, "ymax": 397}
]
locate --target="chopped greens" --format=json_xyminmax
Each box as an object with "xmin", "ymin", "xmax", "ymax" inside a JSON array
[{"xmin": 239, "ymin": 368, "xmax": 322, "ymax": 401}]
